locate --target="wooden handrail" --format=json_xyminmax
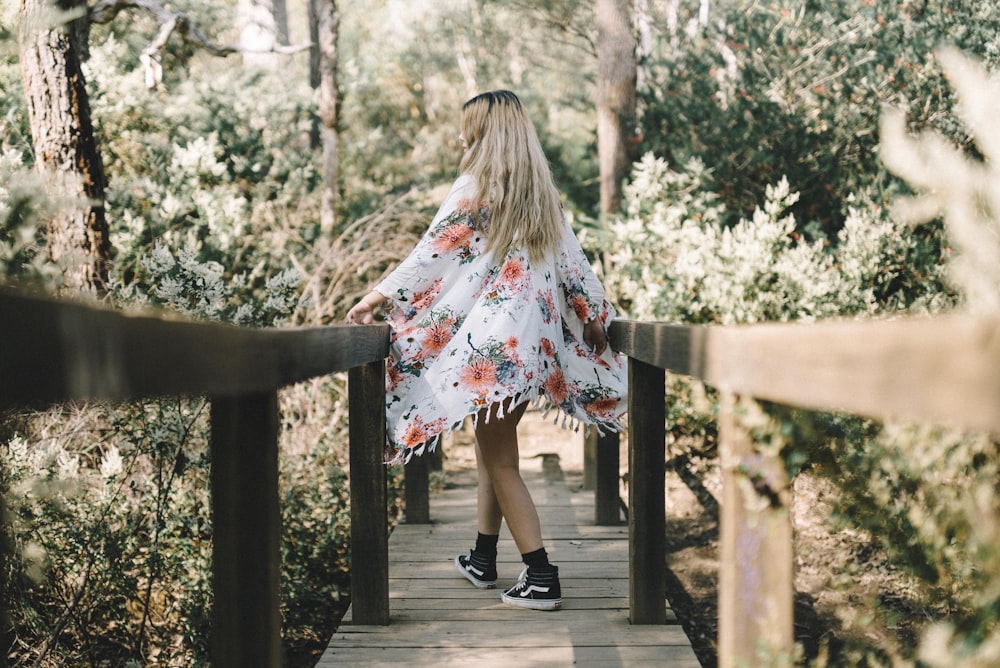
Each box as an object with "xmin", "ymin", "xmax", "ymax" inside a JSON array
[
  {"xmin": 7, "ymin": 287, "xmax": 998, "ymax": 666},
  {"xmin": 0, "ymin": 289, "xmax": 391, "ymax": 667},
  {"xmin": 0, "ymin": 289, "xmax": 389, "ymax": 403},
  {"xmin": 608, "ymin": 315, "xmax": 1000, "ymax": 664}
]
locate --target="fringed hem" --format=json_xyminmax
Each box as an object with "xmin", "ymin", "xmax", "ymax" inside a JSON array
[{"xmin": 384, "ymin": 390, "xmax": 625, "ymax": 467}]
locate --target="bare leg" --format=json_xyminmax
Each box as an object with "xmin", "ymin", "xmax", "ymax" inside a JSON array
[
  {"xmin": 474, "ymin": 400, "xmax": 544, "ymax": 554},
  {"xmin": 475, "ymin": 440, "xmax": 503, "ymax": 535}
]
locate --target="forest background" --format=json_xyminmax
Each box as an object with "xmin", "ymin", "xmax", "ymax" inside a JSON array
[{"xmin": 3, "ymin": 0, "xmax": 1000, "ymax": 666}]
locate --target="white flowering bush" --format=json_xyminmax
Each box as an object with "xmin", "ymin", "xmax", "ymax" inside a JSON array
[
  {"xmin": 603, "ymin": 153, "xmax": 951, "ymax": 327},
  {"xmin": 112, "ymin": 241, "xmax": 304, "ymax": 327}
]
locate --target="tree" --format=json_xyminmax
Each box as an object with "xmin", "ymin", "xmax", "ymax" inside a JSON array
[
  {"xmin": 310, "ymin": 0, "xmax": 340, "ymax": 233},
  {"xmin": 19, "ymin": 0, "xmax": 111, "ymax": 292},
  {"xmin": 595, "ymin": 0, "xmax": 637, "ymax": 213},
  {"xmin": 239, "ymin": 0, "xmax": 289, "ymax": 69}
]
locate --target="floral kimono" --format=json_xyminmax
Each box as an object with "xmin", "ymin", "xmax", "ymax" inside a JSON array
[{"xmin": 374, "ymin": 174, "xmax": 627, "ymax": 464}]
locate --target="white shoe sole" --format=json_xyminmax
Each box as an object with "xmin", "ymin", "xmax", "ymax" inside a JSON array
[
  {"xmin": 500, "ymin": 592, "xmax": 563, "ymax": 611},
  {"xmin": 454, "ymin": 555, "xmax": 497, "ymax": 589}
]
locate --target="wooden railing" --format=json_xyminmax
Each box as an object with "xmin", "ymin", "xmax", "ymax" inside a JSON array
[
  {"xmin": 0, "ymin": 289, "xmax": 390, "ymax": 667},
  {"xmin": 5, "ymin": 288, "xmax": 999, "ymax": 666},
  {"xmin": 608, "ymin": 315, "xmax": 1000, "ymax": 665}
]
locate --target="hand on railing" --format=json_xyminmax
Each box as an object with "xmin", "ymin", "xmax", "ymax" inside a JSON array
[
  {"xmin": 583, "ymin": 318, "xmax": 608, "ymax": 356},
  {"xmin": 347, "ymin": 291, "xmax": 388, "ymax": 325}
]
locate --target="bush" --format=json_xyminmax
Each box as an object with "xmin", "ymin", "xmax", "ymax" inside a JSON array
[{"xmin": 604, "ymin": 43, "xmax": 1000, "ymax": 665}]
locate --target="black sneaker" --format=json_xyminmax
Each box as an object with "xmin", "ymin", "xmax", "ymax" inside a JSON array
[
  {"xmin": 501, "ymin": 565, "xmax": 562, "ymax": 610},
  {"xmin": 455, "ymin": 550, "xmax": 498, "ymax": 589}
]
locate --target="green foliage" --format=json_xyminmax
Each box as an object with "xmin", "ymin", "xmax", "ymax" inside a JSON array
[
  {"xmin": 637, "ymin": 0, "xmax": 1000, "ymax": 233},
  {"xmin": 608, "ymin": 31, "xmax": 1000, "ymax": 663},
  {"xmin": 4, "ymin": 401, "xmax": 215, "ymax": 666},
  {"xmin": 603, "ymin": 152, "xmax": 953, "ymax": 326},
  {"xmin": 7, "ymin": 0, "xmax": 1000, "ymax": 664},
  {"xmin": 0, "ymin": 151, "xmax": 58, "ymax": 288}
]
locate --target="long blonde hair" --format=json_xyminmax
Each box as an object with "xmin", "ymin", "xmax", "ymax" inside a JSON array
[{"xmin": 459, "ymin": 90, "xmax": 564, "ymax": 264}]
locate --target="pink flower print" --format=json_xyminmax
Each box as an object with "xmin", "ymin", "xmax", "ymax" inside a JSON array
[
  {"xmin": 583, "ymin": 397, "xmax": 619, "ymax": 421},
  {"xmin": 571, "ymin": 294, "xmax": 591, "ymax": 321},
  {"xmin": 433, "ymin": 224, "xmax": 473, "ymax": 254},
  {"xmin": 497, "ymin": 258, "xmax": 526, "ymax": 286},
  {"xmin": 459, "ymin": 358, "xmax": 498, "ymax": 394},
  {"xmin": 540, "ymin": 338, "xmax": 556, "ymax": 358},
  {"xmin": 538, "ymin": 290, "xmax": 557, "ymax": 323},
  {"xmin": 387, "ymin": 362, "xmax": 404, "ymax": 391},
  {"xmin": 422, "ymin": 320, "xmax": 454, "ymax": 356},
  {"xmin": 411, "ymin": 279, "xmax": 443, "ymax": 312},
  {"xmin": 401, "ymin": 421, "xmax": 429, "ymax": 447},
  {"xmin": 543, "ymin": 368, "xmax": 569, "ymax": 405},
  {"xmin": 503, "ymin": 336, "xmax": 520, "ymax": 358}
]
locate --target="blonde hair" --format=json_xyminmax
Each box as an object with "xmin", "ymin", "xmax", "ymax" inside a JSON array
[{"xmin": 459, "ymin": 90, "xmax": 564, "ymax": 265}]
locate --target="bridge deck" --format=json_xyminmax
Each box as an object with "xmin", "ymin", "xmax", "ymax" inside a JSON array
[{"xmin": 318, "ymin": 429, "xmax": 699, "ymax": 667}]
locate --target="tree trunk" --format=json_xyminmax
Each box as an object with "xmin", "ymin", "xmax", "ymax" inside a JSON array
[
  {"xmin": 596, "ymin": 0, "xmax": 637, "ymax": 214},
  {"xmin": 19, "ymin": 0, "xmax": 111, "ymax": 292},
  {"xmin": 238, "ymin": 0, "xmax": 289, "ymax": 69},
  {"xmin": 311, "ymin": 0, "xmax": 340, "ymax": 234}
]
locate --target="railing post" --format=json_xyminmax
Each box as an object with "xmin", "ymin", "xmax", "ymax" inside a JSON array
[
  {"xmin": 628, "ymin": 357, "xmax": 667, "ymax": 624},
  {"xmin": 587, "ymin": 429, "xmax": 622, "ymax": 525},
  {"xmin": 404, "ymin": 454, "xmax": 430, "ymax": 524},
  {"xmin": 1, "ymin": 446, "xmax": 9, "ymax": 668},
  {"xmin": 348, "ymin": 359, "xmax": 389, "ymax": 625},
  {"xmin": 583, "ymin": 429, "xmax": 596, "ymax": 490},
  {"xmin": 718, "ymin": 392, "xmax": 794, "ymax": 665},
  {"xmin": 209, "ymin": 392, "xmax": 282, "ymax": 667}
]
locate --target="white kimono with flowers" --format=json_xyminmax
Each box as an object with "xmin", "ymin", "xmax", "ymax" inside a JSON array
[{"xmin": 374, "ymin": 174, "xmax": 627, "ymax": 464}]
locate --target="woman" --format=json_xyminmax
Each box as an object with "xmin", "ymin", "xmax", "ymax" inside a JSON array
[{"xmin": 347, "ymin": 90, "xmax": 627, "ymax": 611}]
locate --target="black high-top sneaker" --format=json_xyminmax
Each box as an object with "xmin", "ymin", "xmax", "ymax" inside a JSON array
[
  {"xmin": 455, "ymin": 549, "xmax": 498, "ymax": 589},
  {"xmin": 501, "ymin": 565, "xmax": 562, "ymax": 610}
]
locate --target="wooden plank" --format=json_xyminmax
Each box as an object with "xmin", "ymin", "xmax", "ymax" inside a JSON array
[
  {"xmin": 718, "ymin": 392, "xmax": 794, "ymax": 666},
  {"xmin": 707, "ymin": 315, "xmax": 1000, "ymax": 432},
  {"xmin": 613, "ymin": 315, "xmax": 1000, "ymax": 433},
  {"xmin": 348, "ymin": 359, "xmax": 390, "ymax": 625},
  {"xmin": 209, "ymin": 392, "xmax": 281, "ymax": 667},
  {"xmin": 331, "ymin": 619, "xmax": 691, "ymax": 646},
  {"xmin": 0, "ymin": 289, "xmax": 389, "ymax": 404},
  {"xmin": 326, "ymin": 460, "xmax": 697, "ymax": 667},
  {"xmin": 609, "ymin": 319, "xmax": 710, "ymax": 377},
  {"xmin": 627, "ymin": 357, "xmax": 667, "ymax": 624},
  {"xmin": 319, "ymin": 645, "xmax": 701, "ymax": 666}
]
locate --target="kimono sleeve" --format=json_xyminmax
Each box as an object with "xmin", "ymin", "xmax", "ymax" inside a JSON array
[
  {"xmin": 373, "ymin": 175, "xmax": 476, "ymax": 307},
  {"xmin": 555, "ymin": 219, "xmax": 607, "ymax": 324}
]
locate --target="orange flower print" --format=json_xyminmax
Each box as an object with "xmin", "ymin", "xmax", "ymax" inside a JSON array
[
  {"xmin": 503, "ymin": 336, "xmax": 519, "ymax": 354},
  {"xmin": 422, "ymin": 320, "xmax": 454, "ymax": 355},
  {"xmin": 571, "ymin": 295, "xmax": 591, "ymax": 321},
  {"xmin": 411, "ymin": 279, "xmax": 443, "ymax": 312},
  {"xmin": 402, "ymin": 422, "xmax": 428, "ymax": 447},
  {"xmin": 459, "ymin": 358, "xmax": 498, "ymax": 394},
  {"xmin": 498, "ymin": 258, "xmax": 525, "ymax": 285},
  {"xmin": 543, "ymin": 369, "xmax": 569, "ymax": 404},
  {"xmin": 540, "ymin": 337, "xmax": 556, "ymax": 358},
  {"xmin": 387, "ymin": 363, "xmax": 404, "ymax": 391},
  {"xmin": 433, "ymin": 224, "xmax": 473, "ymax": 253},
  {"xmin": 583, "ymin": 397, "xmax": 619, "ymax": 420}
]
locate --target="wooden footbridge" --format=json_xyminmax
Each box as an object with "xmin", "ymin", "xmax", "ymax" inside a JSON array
[
  {"xmin": 4, "ymin": 289, "xmax": 1000, "ymax": 667},
  {"xmin": 320, "ymin": 438, "xmax": 699, "ymax": 666}
]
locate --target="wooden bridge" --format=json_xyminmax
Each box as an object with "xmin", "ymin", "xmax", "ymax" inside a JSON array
[
  {"xmin": 3, "ymin": 288, "xmax": 1000, "ymax": 667},
  {"xmin": 321, "ymin": 438, "xmax": 699, "ymax": 666}
]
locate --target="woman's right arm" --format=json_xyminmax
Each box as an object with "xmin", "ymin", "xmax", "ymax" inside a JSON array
[{"xmin": 346, "ymin": 290, "xmax": 388, "ymax": 324}]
